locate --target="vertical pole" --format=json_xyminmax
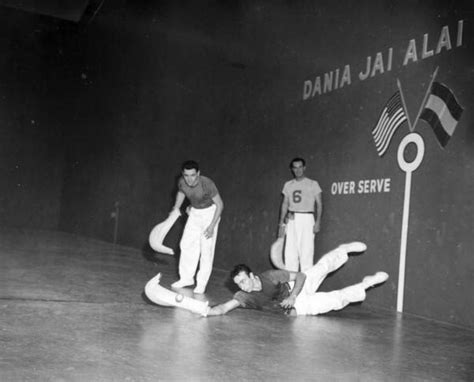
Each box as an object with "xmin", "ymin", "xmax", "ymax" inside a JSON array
[
  {"xmin": 397, "ymin": 171, "xmax": 411, "ymax": 312},
  {"xmin": 396, "ymin": 133, "xmax": 425, "ymax": 312}
]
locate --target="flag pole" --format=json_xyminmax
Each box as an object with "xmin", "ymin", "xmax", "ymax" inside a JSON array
[
  {"xmin": 396, "ymin": 79, "xmax": 412, "ymax": 131},
  {"xmin": 412, "ymin": 66, "xmax": 439, "ymax": 131}
]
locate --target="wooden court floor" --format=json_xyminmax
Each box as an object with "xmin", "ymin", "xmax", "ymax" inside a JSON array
[{"xmin": 1, "ymin": 228, "xmax": 473, "ymax": 381}]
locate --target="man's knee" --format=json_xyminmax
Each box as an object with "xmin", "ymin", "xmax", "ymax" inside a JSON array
[{"xmin": 319, "ymin": 248, "xmax": 348, "ymax": 268}]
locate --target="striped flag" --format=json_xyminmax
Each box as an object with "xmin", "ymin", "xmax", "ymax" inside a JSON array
[
  {"xmin": 372, "ymin": 91, "xmax": 408, "ymax": 157},
  {"xmin": 419, "ymin": 82, "xmax": 463, "ymax": 148}
]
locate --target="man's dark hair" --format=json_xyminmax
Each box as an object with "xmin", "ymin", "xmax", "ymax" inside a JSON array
[
  {"xmin": 182, "ymin": 160, "xmax": 199, "ymax": 172},
  {"xmin": 230, "ymin": 264, "xmax": 252, "ymax": 279},
  {"xmin": 290, "ymin": 157, "xmax": 306, "ymax": 168}
]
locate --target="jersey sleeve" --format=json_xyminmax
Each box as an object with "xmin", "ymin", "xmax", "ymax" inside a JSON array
[
  {"xmin": 313, "ymin": 180, "xmax": 322, "ymax": 196},
  {"xmin": 202, "ymin": 177, "xmax": 218, "ymax": 198},
  {"xmin": 261, "ymin": 270, "xmax": 291, "ymax": 284},
  {"xmin": 177, "ymin": 177, "xmax": 185, "ymax": 192},
  {"xmin": 281, "ymin": 181, "xmax": 290, "ymax": 197}
]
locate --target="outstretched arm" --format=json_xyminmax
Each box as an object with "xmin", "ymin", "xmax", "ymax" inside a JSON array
[{"xmin": 205, "ymin": 299, "xmax": 240, "ymax": 316}]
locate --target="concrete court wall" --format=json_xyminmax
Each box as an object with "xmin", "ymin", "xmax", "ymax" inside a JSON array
[
  {"xmin": 0, "ymin": 1, "xmax": 472, "ymax": 328},
  {"xmin": 0, "ymin": 10, "xmax": 68, "ymax": 230}
]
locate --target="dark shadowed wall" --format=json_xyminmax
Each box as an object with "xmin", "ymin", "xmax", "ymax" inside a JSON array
[
  {"xmin": 0, "ymin": 10, "xmax": 74, "ymax": 229},
  {"xmin": 0, "ymin": 1, "xmax": 472, "ymax": 328}
]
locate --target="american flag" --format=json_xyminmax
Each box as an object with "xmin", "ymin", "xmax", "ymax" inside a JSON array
[{"xmin": 372, "ymin": 91, "xmax": 408, "ymax": 157}]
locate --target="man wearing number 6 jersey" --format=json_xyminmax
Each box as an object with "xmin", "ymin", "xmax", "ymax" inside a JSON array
[{"xmin": 278, "ymin": 157, "xmax": 322, "ymax": 272}]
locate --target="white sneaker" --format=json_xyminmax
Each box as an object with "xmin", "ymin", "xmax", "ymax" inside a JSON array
[
  {"xmin": 362, "ymin": 272, "xmax": 389, "ymax": 289},
  {"xmin": 171, "ymin": 279, "xmax": 193, "ymax": 289},
  {"xmin": 339, "ymin": 242, "xmax": 367, "ymax": 254},
  {"xmin": 193, "ymin": 286, "xmax": 206, "ymax": 294}
]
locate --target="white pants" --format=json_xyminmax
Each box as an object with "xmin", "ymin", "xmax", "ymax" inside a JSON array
[
  {"xmin": 178, "ymin": 205, "xmax": 219, "ymax": 289},
  {"xmin": 285, "ymin": 213, "xmax": 315, "ymax": 272},
  {"xmin": 293, "ymin": 246, "xmax": 366, "ymax": 316}
]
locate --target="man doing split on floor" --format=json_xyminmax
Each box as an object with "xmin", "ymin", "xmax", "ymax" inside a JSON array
[{"xmin": 203, "ymin": 242, "xmax": 388, "ymax": 316}]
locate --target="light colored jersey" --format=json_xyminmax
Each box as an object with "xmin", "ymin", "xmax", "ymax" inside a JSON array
[{"xmin": 282, "ymin": 178, "xmax": 321, "ymax": 212}]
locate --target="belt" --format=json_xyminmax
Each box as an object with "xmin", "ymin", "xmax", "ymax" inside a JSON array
[
  {"xmin": 289, "ymin": 211, "xmax": 314, "ymax": 214},
  {"xmin": 191, "ymin": 204, "xmax": 215, "ymax": 210}
]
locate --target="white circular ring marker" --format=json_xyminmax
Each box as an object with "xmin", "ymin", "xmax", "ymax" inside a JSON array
[{"xmin": 397, "ymin": 133, "xmax": 425, "ymax": 173}]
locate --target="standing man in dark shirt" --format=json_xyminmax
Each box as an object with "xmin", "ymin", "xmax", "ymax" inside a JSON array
[
  {"xmin": 170, "ymin": 160, "xmax": 224, "ymax": 294},
  {"xmin": 204, "ymin": 242, "xmax": 388, "ymax": 316}
]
